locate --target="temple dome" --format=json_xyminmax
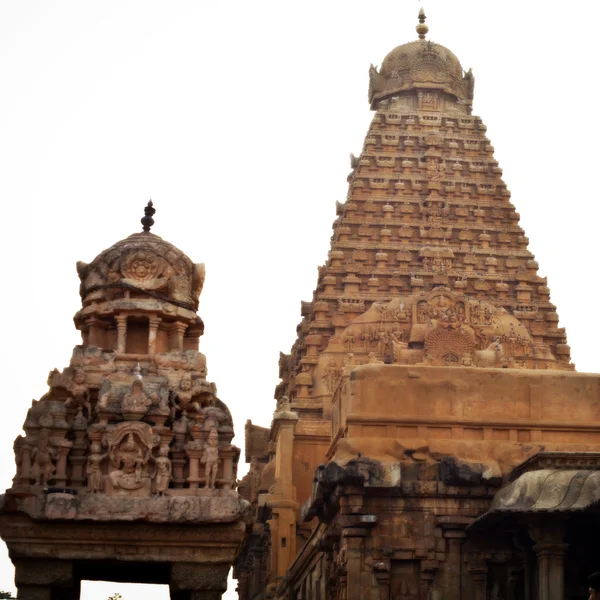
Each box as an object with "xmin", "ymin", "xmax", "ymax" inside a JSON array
[
  {"xmin": 369, "ymin": 40, "xmax": 474, "ymax": 108},
  {"xmin": 77, "ymin": 214, "xmax": 205, "ymax": 312},
  {"xmin": 368, "ymin": 12, "xmax": 475, "ymax": 109}
]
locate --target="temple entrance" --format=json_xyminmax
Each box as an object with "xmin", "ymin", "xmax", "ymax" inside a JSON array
[{"xmin": 80, "ymin": 581, "xmax": 168, "ymax": 600}]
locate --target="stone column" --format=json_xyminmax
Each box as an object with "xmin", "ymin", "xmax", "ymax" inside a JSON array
[
  {"xmin": 116, "ymin": 314, "xmax": 127, "ymax": 354},
  {"xmin": 170, "ymin": 322, "xmax": 188, "ymax": 351},
  {"xmin": 529, "ymin": 522, "xmax": 567, "ymax": 600},
  {"xmin": 220, "ymin": 447, "xmax": 235, "ymax": 491},
  {"xmin": 170, "ymin": 562, "xmax": 228, "ymax": 600},
  {"xmin": 467, "ymin": 562, "xmax": 487, "ymax": 600},
  {"xmin": 54, "ymin": 442, "xmax": 72, "ymax": 486},
  {"xmin": 87, "ymin": 317, "xmax": 104, "ymax": 348},
  {"xmin": 15, "ymin": 559, "xmax": 78, "ymax": 600},
  {"xmin": 533, "ymin": 541, "xmax": 568, "ymax": 600},
  {"xmin": 148, "ymin": 315, "xmax": 162, "ymax": 356},
  {"xmin": 438, "ymin": 516, "xmax": 472, "ymax": 600},
  {"xmin": 19, "ymin": 442, "xmax": 32, "ymax": 485}
]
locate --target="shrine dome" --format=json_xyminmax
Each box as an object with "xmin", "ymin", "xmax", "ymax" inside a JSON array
[
  {"xmin": 76, "ymin": 202, "xmax": 205, "ymax": 311},
  {"xmin": 368, "ymin": 10, "xmax": 474, "ymax": 108}
]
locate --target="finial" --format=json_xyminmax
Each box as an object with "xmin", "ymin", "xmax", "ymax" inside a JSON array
[
  {"xmin": 416, "ymin": 7, "xmax": 429, "ymax": 40},
  {"xmin": 141, "ymin": 200, "xmax": 156, "ymax": 233}
]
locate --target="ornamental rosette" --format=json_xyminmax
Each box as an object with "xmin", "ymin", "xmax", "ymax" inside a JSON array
[{"xmin": 121, "ymin": 251, "xmax": 166, "ymax": 289}]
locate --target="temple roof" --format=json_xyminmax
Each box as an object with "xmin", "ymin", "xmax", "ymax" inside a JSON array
[
  {"xmin": 369, "ymin": 10, "xmax": 474, "ymax": 109},
  {"xmin": 75, "ymin": 203, "xmax": 205, "ymax": 313}
]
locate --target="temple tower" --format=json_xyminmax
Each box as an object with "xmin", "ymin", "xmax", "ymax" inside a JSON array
[
  {"xmin": 0, "ymin": 203, "xmax": 248, "ymax": 600},
  {"xmin": 236, "ymin": 12, "xmax": 600, "ymax": 600}
]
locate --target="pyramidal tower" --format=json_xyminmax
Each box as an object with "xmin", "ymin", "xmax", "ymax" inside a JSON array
[
  {"xmin": 281, "ymin": 7, "xmax": 571, "ymax": 421},
  {"xmin": 237, "ymin": 11, "xmax": 600, "ymax": 600}
]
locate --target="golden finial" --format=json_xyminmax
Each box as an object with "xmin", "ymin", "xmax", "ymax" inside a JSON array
[{"xmin": 416, "ymin": 7, "xmax": 429, "ymax": 40}]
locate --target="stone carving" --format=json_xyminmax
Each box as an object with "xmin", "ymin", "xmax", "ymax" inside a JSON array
[
  {"xmin": 105, "ymin": 422, "xmax": 159, "ymax": 496},
  {"xmin": 86, "ymin": 442, "xmax": 105, "ymax": 493},
  {"xmin": 45, "ymin": 492, "xmax": 77, "ymax": 520},
  {"xmin": 202, "ymin": 428, "xmax": 220, "ymax": 489},
  {"xmin": 153, "ymin": 446, "xmax": 172, "ymax": 495},
  {"xmin": 121, "ymin": 379, "xmax": 154, "ymax": 419},
  {"xmin": 474, "ymin": 339, "xmax": 504, "ymax": 368},
  {"xmin": 321, "ymin": 359, "xmax": 341, "ymax": 393},
  {"xmin": 31, "ymin": 429, "xmax": 57, "ymax": 485},
  {"xmin": 65, "ymin": 368, "xmax": 92, "ymax": 417}
]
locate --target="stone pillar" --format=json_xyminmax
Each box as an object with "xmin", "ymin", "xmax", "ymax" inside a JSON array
[
  {"xmin": 533, "ymin": 542, "xmax": 568, "ymax": 600},
  {"xmin": 265, "ymin": 400, "xmax": 299, "ymax": 582},
  {"xmin": 15, "ymin": 559, "xmax": 78, "ymax": 600},
  {"xmin": 467, "ymin": 562, "xmax": 487, "ymax": 600},
  {"xmin": 170, "ymin": 562, "xmax": 228, "ymax": 600},
  {"xmin": 148, "ymin": 315, "xmax": 162, "ymax": 356},
  {"xmin": 438, "ymin": 516, "xmax": 471, "ymax": 600},
  {"xmin": 170, "ymin": 322, "xmax": 188, "ymax": 351},
  {"xmin": 220, "ymin": 447, "xmax": 235, "ymax": 491},
  {"xmin": 529, "ymin": 522, "xmax": 567, "ymax": 600},
  {"xmin": 87, "ymin": 317, "xmax": 104, "ymax": 348},
  {"xmin": 116, "ymin": 314, "xmax": 127, "ymax": 354},
  {"xmin": 54, "ymin": 442, "xmax": 71, "ymax": 486},
  {"xmin": 19, "ymin": 442, "xmax": 32, "ymax": 485}
]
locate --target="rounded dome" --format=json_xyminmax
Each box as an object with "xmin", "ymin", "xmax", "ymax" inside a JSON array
[
  {"xmin": 369, "ymin": 39, "xmax": 474, "ymax": 108},
  {"xmin": 77, "ymin": 232, "xmax": 204, "ymax": 311}
]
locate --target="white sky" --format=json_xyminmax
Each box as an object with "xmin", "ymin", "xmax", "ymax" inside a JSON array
[{"xmin": 1, "ymin": 1, "xmax": 599, "ymax": 598}]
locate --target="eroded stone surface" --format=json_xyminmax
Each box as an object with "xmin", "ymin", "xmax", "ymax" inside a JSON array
[{"xmin": 0, "ymin": 204, "xmax": 247, "ymax": 598}]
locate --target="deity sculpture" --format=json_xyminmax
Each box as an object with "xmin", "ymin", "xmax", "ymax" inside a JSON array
[
  {"xmin": 154, "ymin": 446, "xmax": 172, "ymax": 495},
  {"xmin": 31, "ymin": 428, "xmax": 56, "ymax": 485},
  {"xmin": 201, "ymin": 428, "xmax": 220, "ymax": 489},
  {"xmin": 86, "ymin": 442, "xmax": 105, "ymax": 493},
  {"xmin": 121, "ymin": 379, "xmax": 153, "ymax": 417},
  {"xmin": 65, "ymin": 368, "xmax": 92, "ymax": 417},
  {"xmin": 171, "ymin": 375, "xmax": 200, "ymax": 419},
  {"xmin": 108, "ymin": 433, "xmax": 150, "ymax": 494}
]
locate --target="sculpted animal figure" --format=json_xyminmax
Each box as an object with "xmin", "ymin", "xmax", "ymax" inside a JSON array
[{"xmin": 474, "ymin": 340, "xmax": 504, "ymax": 368}]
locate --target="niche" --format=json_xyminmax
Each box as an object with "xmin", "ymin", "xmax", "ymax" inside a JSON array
[{"xmin": 126, "ymin": 317, "xmax": 149, "ymax": 354}]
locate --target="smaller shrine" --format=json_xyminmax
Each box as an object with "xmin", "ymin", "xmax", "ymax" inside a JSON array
[{"xmin": 0, "ymin": 203, "xmax": 248, "ymax": 600}]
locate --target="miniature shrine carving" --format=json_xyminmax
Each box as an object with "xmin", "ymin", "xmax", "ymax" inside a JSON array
[{"xmin": 0, "ymin": 203, "xmax": 248, "ymax": 600}]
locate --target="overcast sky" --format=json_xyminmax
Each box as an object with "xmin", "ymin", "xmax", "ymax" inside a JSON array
[{"xmin": 1, "ymin": 1, "xmax": 599, "ymax": 598}]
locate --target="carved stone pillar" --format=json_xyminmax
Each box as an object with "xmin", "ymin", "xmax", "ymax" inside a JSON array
[
  {"xmin": 87, "ymin": 317, "xmax": 105, "ymax": 348},
  {"xmin": 54, "ymin": 442, "xmax": 72, "ymax": 486},
  {"xmin": 170, "ymin": 322, "xmax": 188, "ymax": 351},
  {"xmin": 170, "ymin": 562, "xmax": 228, "ymax": 600},
  {"xmin": 420, "ymin": 571, "xmax": 435, "ymax": 600},
  {"xmin": 185, "ymin": 447, "xmax": 202, "ymax": 489},
  {"xmin": 19, "ymin": 442, "xmax": 32, "ymax": 485},
  {"xmin": 220, "ymin": 447, "xmax": 236, "ymax": 491},
  {"xmin": 467, "ymin": 562, "xmax": 487, "ymax": 600},
  {"xmin": 15, "ymin": 559, "xmax": 79, "ymax": 600},
  {"xmin": 116, "ymin": 314, "xmax": 127, "ymax": 354},
  {"xmin": 148, "ymin": 315, "xmax": 161, "ymax": 356},
  {"xmin": 533, "ymin": 541, "xmax": 568, "ymax": 600},
  {"xmin": 529, "ymin": 521, "xmax": 567, "ymax": 600}
]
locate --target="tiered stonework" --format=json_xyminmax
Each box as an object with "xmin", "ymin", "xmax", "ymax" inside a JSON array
[
  {"xmin": 0, "ymin": 203, "xmax": 248, "ymax": 600},
  {"xmin": 236, "ymin": 12, "xmax": 600, "ymax": 600}
]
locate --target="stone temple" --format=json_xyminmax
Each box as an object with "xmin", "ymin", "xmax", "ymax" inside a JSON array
[
  {"xmin": 0, "ymin": 202, "xmax": 248, "ymax": 598},
  {"xmin": 3, "ymin": 9, "xmax": 600, "ymax": 600}
]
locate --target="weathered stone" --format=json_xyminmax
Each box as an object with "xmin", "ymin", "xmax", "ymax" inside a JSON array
[
  {"xmin": 235, "ymin": 9, "xmax": 599, "ymax": 600},
  {"xmin": 0, "ymin": 203, "xmax": 247, "ymax": 596}
]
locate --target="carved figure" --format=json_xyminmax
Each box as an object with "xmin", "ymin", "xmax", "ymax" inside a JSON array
[
  {"xmin": 154, "ymin": 446, "xmax": 172, "ymax": 495},
  {"xmin": 171, "ymin": 375, "xmax": 200, "ymax": 418},
  {"xmin": 122, "ymin": 379, "xmax": 152, "ymax": 416},
  {"xmin": 65, "ymin": 368, "xmax": 92, "ymax": 417},
  {"xmin": 474, "ymin": 339, "xmax": 504, "ymax": 368},
  {"xmin": 201, "ymin": 428, "xmax": 220, "ymax": 489},
  {"xmin": 321, "ymin": 359, "xmax": 341, "ymax": 393},
  {"xmin": 30, "ymin": 429, "xmax": 56, "ymax": 485},
  {"xmin": 109, "ymin": 433, "xmax": 149, "ymax": 492},
  {"xmin": 86, "ymin": 442, "xmax": 105, "ymax": 493}
]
